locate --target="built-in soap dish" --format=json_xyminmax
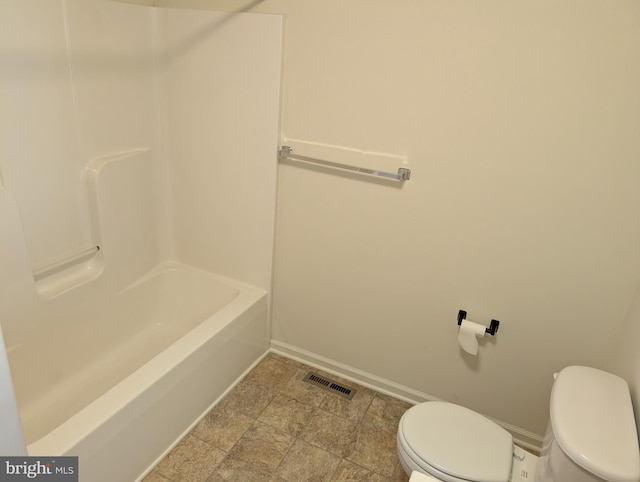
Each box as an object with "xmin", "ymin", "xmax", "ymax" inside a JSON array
[{"xmin": 33, "ymin": 245, "xmax": 104, "ymax": 298}]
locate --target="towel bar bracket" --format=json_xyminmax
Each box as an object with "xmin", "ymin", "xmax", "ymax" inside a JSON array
[{"xmin": 397, "ymin": 168, "xmax": 411, "ymax": 181}]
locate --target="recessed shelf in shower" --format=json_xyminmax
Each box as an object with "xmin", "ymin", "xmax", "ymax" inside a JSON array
[{"xmin": 33, "ymin": 245, "xmax": 104, "ymax": 298}]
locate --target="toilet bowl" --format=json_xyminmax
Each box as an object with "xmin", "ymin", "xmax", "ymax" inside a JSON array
[
  {"xmin": 409, "ymin": 471, "xmax": 441, "ymax": 482},
  {"xmin": 397, "ymin": 401, "xmax": 521, "ymax": 482},
  {"xmin": 397, "ymin": 366, "xmax": 640, "ymax": 482}
]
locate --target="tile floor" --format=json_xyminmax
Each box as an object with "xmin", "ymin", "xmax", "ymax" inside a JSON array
[{"xmin": 143, "ymin": 352, "xmax": 413, "ymax": 481}]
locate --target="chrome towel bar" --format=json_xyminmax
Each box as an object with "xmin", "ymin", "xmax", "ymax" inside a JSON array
[{"xmin": 278, "ymin": 145, "xmax": 411, "ymax": 181}]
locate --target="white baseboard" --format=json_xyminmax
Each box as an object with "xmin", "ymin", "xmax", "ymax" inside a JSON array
[{"xmin": 270, "ymin": 340, "xmax": 543, "ymax": 452}]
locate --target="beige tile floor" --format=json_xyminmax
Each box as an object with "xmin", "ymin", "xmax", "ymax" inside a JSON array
[{"xmin": 143, "ymin": 352, "xmax": 413, "ymax": 482}]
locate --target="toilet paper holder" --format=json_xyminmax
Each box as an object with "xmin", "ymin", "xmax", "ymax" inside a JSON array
[{"xmin": 457, "ymin": 310, "xmax": 500, "ymax": 336}]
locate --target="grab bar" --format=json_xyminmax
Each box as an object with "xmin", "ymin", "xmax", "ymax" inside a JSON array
[{"xmin": 278, "ymin": 145, "xmax": 411, "ymax": 181}]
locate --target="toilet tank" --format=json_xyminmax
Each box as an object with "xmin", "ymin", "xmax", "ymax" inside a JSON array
[{"xmin": 537, "ymin": 366, "xmax": 640, "ymax": 482}]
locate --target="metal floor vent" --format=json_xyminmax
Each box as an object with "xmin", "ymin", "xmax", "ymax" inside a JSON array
[{"xmin": 302, "ymin": 372, "xmax": 356, "ymax": 400}]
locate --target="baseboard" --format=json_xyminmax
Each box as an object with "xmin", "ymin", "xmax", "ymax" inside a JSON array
[{"xmin": 270, "ymin": 340, "xmax": 543, "ymax": 452}]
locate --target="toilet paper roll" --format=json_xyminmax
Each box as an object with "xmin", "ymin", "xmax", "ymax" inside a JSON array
[{"xmin": 458, "ymin": 319, "xmax": 486, "ymax": 355}]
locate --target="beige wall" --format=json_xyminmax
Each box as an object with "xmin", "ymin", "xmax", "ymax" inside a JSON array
[
  {"xmin": 144, "ymin": 0, "xmax": 640, "ymax": 441},
  {"xmin": 610, "ymin": 280, "xmax": 640, "ymax": 433}
]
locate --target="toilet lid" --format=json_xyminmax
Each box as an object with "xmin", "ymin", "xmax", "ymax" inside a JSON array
[{"xmin": 399, "ymin": 402, "xmax": 513, "ymax": 482}]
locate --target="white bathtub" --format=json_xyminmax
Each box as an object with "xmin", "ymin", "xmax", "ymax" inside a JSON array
[{"xmin": 10, "ymin": 262, "xmax": 268, "ymax": 482}]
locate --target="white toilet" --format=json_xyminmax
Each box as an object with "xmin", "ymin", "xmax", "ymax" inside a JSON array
[{"xmin": 397, "ymin": 366, "xmax": 640, "ymax": 482}]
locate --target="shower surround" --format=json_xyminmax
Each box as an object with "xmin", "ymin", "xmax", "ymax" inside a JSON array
[{"xmin": 0, "ymin": 1, "xmax": 282, "ymax": 480}]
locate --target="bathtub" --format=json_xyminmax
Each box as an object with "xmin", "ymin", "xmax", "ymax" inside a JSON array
[{"xmin": 7, "ymin": 261, "xmax": 269, "ymax": 482}]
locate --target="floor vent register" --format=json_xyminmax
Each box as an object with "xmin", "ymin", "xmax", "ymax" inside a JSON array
[{"xmin": 302, "ymin": 371, "xmax": 356, "ymax": 400}]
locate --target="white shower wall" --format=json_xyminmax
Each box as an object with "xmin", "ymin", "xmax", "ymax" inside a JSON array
[
  {"xmin": 159, "ymin": 8, "xmax": 282, "ymax": 289},
  {"xmin": 0, "ymin": 0, "xmax": 282, "ymax": 291},
  {"xmin": 1, "ymin": 0, "xmax": 166, "ymax": 282}
]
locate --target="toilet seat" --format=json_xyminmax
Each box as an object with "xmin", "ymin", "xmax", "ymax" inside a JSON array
[{"xmin": 398, "ymin": 402, "xmax": 513, "ymax": 482}]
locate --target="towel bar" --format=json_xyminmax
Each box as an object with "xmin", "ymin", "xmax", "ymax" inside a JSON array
[{"xmin": 278, "ymin": 145, "xmax": 411, "ymax": 181}]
